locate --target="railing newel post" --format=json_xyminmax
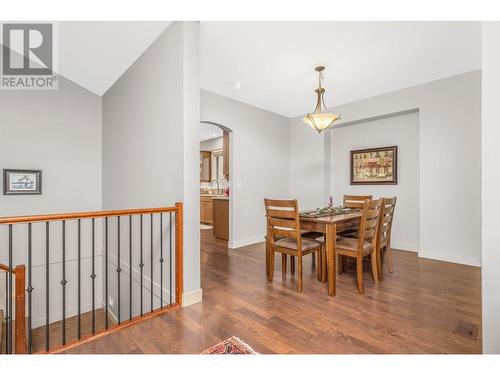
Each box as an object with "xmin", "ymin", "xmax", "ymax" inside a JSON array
[
  {"xmin": 14, "ymin": 264, "xmax": 27, "ymax": 354},
  {"xmin": 174, "ymin": 202, "xmax": 183, "ymax": 307}
]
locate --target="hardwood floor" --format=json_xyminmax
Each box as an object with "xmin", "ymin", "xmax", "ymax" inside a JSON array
[{"xmin": 63, "ymin": 229, "xmax": 482, "ymax": 354}]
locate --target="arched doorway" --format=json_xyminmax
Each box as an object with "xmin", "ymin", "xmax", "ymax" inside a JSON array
[{"xmin": 199, "ymin": 121, "xmax": 233, "ymax": 245}]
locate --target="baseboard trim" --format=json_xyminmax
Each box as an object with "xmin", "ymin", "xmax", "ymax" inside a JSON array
[
  {"xmin": 227, "ymin": 238, "xmax": 479, "ymax": 268},
  {"xmin": 392, "ymin": 241, "xmax": 418, "ymax": 252},
  {"xmin": 182, "ymin": 288, "xmax": 203, "ymax": 307},
  {"xmin": 418, "ymin": 251, "xmax": 481, "ymax": 268},
  {"xmin": 229, "ymin": 236, "xmax": 265, "ymax": 249}
]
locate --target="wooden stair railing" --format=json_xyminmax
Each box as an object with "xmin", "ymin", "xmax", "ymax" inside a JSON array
[
  {"xmin": 1, "ymin": 263, "xmax": 26, "ymax": 354},
  {"xmin": 0, "ymin": 202, "xmax": 183, "ymax": 354}
]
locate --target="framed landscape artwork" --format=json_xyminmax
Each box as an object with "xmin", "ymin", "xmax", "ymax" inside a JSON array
[
  {"xmin": 3, "ymin": 169, "xmax": 42, "ymax": 195},
  {"xmin": 350, "ymin": 146, "xmax": 398, "ymax": 185}
]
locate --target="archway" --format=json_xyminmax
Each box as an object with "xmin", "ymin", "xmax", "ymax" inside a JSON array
[{"xmin": 199, "ymin": 121, "xmax": 233, "ymax": 246}]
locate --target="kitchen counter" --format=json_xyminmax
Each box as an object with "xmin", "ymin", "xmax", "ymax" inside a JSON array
[{"xmin": 212, "ymin": 196, "xmax": 229, "ymax": 200}]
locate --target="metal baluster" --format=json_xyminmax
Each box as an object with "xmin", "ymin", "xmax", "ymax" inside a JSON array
[
  {"xmin": 129, "ymin": 215, "xmax": 132, "ymax": 321},
  {"xmin": 169, "ymin": 212, "xmax": 172, "ymax": 306},
  {"xmin": 91, "ymin": 218, "xmax": 96, "ymax": 335},
  {"xmin": 150, "ymin": 213, "xmax": 153, "ymax": 313},
  {"xmin": 45, "ymin": 222, "xmax": 49, "ymax": 351},
  {"xmin": 140, "ymin": 215, "xmax": 143, "ymax": 316},
  {"xmin": 160, "ymin": 213, "xmax": 163, "ymax": 309},
  {"xmin": 4, "ymin": 272, "xmax": 8, "ymax": 354},
  {"xmin": 27, "ymin": 223, "xmax": 33, "ymax": 353},
  {"xmin": 77, "ymin": 219, "xmax": 81, "ymax": 339},
  {"xmin": 8, "ymin": 225, "xmax": 13, "ymax": 354},
  {"xmin": 61, "ymin": 220, "xmax": 67, "ymax": 345},
  {"xmin": 105, "ymin": 217, "xmax": 109, "ymax": 329},
  {"xmin": 117, "ymin": 216, "xmax": 121, "ymax": 325}
]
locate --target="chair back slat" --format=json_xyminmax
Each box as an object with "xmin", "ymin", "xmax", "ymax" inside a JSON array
[
  {"xmin": 343, "ymin": 195, "xmax": 373, "ymax": 209},
  {"xmin": 264, "ymin": 199, "xmax": 301, "ymax": 243},
  {"xmin": 267, "ymin": 209, "xmax": 296, "ymax": 219},
  {"xmin": 269, "ymin": 217, "xmax": 297, "ymax": 230},
  {"xmin": 272, "ymin": 227, "xmax": 298, "ymax": 239},
  {"xmin": 265, "ymin": 199, "xmax": 297, "ymax": 208}
]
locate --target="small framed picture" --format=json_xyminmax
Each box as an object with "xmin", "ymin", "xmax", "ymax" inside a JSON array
[
  {"xmin": 350, "ymin": 146, "xmax": 398, "ymax": 185},
  {"xmin": 3, "ymin": 169, "xmax": 42, "ymax": 195}
]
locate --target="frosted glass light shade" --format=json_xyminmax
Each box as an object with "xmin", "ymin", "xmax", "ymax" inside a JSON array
[{"xmin": 303, "ymin": 113, "xmax": 340, "ymax": 133}]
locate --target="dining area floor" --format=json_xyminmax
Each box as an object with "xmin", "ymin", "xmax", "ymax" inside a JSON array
[{"xmin": 63, "ymin": 228, "xmax": 482, "ymax": 354}]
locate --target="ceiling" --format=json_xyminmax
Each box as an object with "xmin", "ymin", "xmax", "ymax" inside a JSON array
[
  {"xmin": 2, "ymin": 21, "xmax": 482, "ymax": 116},
  {"xmin": 200, "ymin": 122, "xmax": 223, "ymax": 141},
  {"xmin": 199, "ymin": 21, "xmax": 482, "ymax": 117},
  {"xmin": 57, "ymin": 21, "xmax": 171, "ymax": 95}
]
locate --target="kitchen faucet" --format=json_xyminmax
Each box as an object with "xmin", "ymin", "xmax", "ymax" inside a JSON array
[{"xmin": 212, "ymin": 180, "xmax": 220, "ymax": 195}]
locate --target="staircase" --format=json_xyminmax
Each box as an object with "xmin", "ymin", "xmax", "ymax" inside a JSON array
[{"xmin": 0, "ymin": 203, "xmax": 184, "ymax": 354}]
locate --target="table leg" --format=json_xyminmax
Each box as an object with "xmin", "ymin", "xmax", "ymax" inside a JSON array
[{"xmin": 326, "ymin": 223, "xmax": 336, "ymax": 296}]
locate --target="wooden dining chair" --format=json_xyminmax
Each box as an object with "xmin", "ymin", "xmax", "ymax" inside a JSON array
[
  {"xmin": 343, "ymin": 194, "xmax": 373, "ymax": 208},
  {"xmin": 264, "ymin": 199, "xmax": 323, "ymax": 292},
  {"xmin": 376, "ymin": 197, "xmax": 397, "ymax": 280},
  {"xmin": 338, "ymin": 194, "xmax": 373, "ymax": 237},
  {"xmin": 336, "ymin": 198, "xmax": 383, "ymax": 294}
]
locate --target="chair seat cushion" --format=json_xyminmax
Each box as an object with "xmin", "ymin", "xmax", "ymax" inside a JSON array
[
  {"xmin": 274, "ymin": 237, "xmax": 322, "ymax": 251},
  {"xmin": 336, "ymin": 236, "xmax": 373, "ymax": 254}
]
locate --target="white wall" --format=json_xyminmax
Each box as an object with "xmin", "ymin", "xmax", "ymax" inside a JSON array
[
  {"xmin": 290, "ymin": 71, "xmax": 482, "ymax": 266},
  {"xmin": 330, "ymin": 111, "xmax": 419, "ymax": 251},
  {"xmin": 201, "ymin": 90, "xmax": 291, "ymax": 248},
  {"xmin": 481, "ymin": 21, "xmax": 500, "ymax": 354},
  {"xmin": 102, "ymin": 21, "xmax": 201, "ymax": 314},
  {"xmin": 0, "ymin": 76, "xmax": 103, "ymax": 327}
]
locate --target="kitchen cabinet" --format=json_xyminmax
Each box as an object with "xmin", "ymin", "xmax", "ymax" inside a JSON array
[
  {"xmin": 200, "ymin": 196, "xmax": 213, "ymax": 224},
  {"xmin": 213, "ymin": 197, "xmax": 229, "ymax": 240}
]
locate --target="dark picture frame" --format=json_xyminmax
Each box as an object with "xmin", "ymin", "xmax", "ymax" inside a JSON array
[
  {"xmin": 350, "ymin": 146, "xmax": 398, "ymax": 185},
  {"xmin": 3, "ymin": 169, "xmax": 42, "ymax": 195}
]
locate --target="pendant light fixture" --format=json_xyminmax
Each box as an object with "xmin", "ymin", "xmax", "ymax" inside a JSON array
[{"xmin": 303, "ymin": 66, "xmax": 340, "ymax": 133}]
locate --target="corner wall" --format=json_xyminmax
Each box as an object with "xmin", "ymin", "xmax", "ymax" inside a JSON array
[
  {"xmin": 481, "ymin": 21, "xmax": 500, "ymax": 354},
  {"xmin": 102, "ymin": 21, "xmax": 201, "ymax": 313}
]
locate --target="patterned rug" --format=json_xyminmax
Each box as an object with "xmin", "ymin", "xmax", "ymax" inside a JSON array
[{"xmin": 201, "ymin": 336, "xmax": 257, "ymax": 354}]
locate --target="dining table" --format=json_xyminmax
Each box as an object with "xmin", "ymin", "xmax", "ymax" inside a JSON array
[{"xmin": 299, "ymin": 210, "xmax": 362, "ymax": 296}]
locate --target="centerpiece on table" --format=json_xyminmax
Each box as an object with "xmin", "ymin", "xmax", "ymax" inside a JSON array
[{"xmin": 300, "ymin": 206, "xmax": 354, "ymax": 218}]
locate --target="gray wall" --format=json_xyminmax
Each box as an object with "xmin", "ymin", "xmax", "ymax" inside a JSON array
[
  {"xmin": 0, "ymin": 76, "xmax": 103, "ymax": 327},
  {"xmin": 290, "ymin": 71, "xmax": 482, "ymax": 266},
  {"xmin": 330, "ymin": 111, "xmax": 419, "ymax": 251},
  {"xmin": 102, "ymin": 21, "xmax": 201, "ymax": 315},
  {"xmin": 200, "ymin": 90, "xmax": 291, "ymax": 248},
  {"xmin": 481, "ymin": 22, "xmax": 500, "ymax": 354}
]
